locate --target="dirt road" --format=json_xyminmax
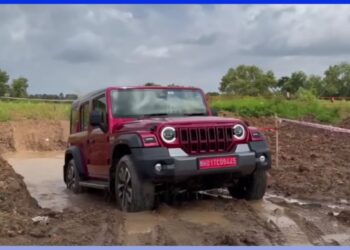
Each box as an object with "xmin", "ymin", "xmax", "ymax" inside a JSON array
[{"xmin": 0, "ymin": 119, "xmax": 350, "ymax": 245}]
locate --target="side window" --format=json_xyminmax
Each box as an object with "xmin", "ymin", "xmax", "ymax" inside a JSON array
[
  {"xmin": 92, "ymin": 95, "xmax": 107, "ymax": 126},
  {"xmin": 70, "ymin": 107, "xmax": 79, "ymax": 133},
  {"xmin": 80, "ymin": 102, "xmax": 90, "ymax": 131}
]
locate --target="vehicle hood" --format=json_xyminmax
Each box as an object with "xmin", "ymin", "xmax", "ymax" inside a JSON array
[{"xmin": 115, "ymin": 116, "xmax": 243, "ymax": 133}]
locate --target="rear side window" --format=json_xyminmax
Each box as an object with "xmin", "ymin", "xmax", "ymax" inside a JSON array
[
  {"xmin": 80, "ymin": 102, "xmax": 90, "ymax": 131},
  {"xmin": 92, "ymin": 95, "xmax": 107, "ymax": 126}
]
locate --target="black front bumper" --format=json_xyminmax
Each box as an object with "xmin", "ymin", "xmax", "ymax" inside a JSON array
[{"xmin": 130, "ymin": 141, "xmax": 271, "ymax": 182}]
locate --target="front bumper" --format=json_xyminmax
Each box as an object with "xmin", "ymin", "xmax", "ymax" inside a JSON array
[{"xmin": 130, "ymin": 141, "xmax": 271, "ymax": 182}]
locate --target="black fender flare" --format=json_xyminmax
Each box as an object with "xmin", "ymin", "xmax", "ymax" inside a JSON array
[
  {"xmin": 109, "ymin": 133, "xmax": 143, "ymax": 170},
  {"xmin": 109, "ymin": 133, "xmax": 142, "ymax": 191},
  {"xmin": 64, "ymin": 146, "xmax": 86, "ymax": 180},
  {"xmin": 112, "ymin": 133, "xmax": 143, "ymax": 148}
]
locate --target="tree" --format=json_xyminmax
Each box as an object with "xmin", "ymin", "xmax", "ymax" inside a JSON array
[
  {"xmin": 219, "ymin": 65, "xmax": 276, "ymax": 96},
  {"xmin": 11, "ymin": 77, "xmax": 29, "ymax": 98},
  {"xmin": 323, "ymin": 63, "xmax": 350, "ymax": 97},
  {"xmin": 0, "ymin": 69, "xmax": 10, "ymax": 97},
  {"xmin": 206, "ymin": 92, "xmax": 220, "ymax": 96},
  {"xmin": 305, "ymin": 75, "xmax": 325, "ymax": 96},
  {"xmin": 279, "ymin": 71, "xmax": 307, "ymax": 94},
  {"xmin": 144, "ymin": 82, "xmax": 161, "ymax": 86},
  {"xmin": 65, "ymin": 94, "xmax": 78, "ymax": 100}
]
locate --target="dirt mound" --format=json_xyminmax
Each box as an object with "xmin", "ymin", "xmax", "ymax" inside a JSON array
[
  {"xmin": 0, "ymin": 156, "xmax": 38, "ymax": 213},
  {"xmin": 0, "ymin": 120, "xmax": 69, "ymax": 153}
]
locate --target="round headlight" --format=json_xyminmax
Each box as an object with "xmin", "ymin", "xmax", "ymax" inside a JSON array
[
  {"xmin": 233, "ymin": 124, "xmax": 246, "ymax": 140},
  {"xmin": 161, "ymin": 127, "xmax": 176, "ymax": 143}
]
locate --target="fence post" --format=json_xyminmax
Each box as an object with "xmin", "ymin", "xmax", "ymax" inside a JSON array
[{"xmin": 275, "ymin": 114, "xmax": 279, "ymax": 169}]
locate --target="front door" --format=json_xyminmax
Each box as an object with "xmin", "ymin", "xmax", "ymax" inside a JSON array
[{"xmin": 88, "ymin": 94, "xmax": 110, "ymax": 179}]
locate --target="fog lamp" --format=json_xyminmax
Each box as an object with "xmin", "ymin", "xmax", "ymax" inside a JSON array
[
  {"xmin": 259, "ymin": 155, "xmax": 266, "ymax": 163},
  {"xmin": 154, "ymin": 163, "xmax": 162, "ymax": 172}
]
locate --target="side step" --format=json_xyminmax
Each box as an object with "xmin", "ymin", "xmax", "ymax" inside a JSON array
[{"xmin": 79, "ymin": 180, "xmax": 109, "ymax": 190}]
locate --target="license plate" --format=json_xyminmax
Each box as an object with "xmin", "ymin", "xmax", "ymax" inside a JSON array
[{"xmin": 199, "ymin": 156, "xmax": 237, "ymax": 170}]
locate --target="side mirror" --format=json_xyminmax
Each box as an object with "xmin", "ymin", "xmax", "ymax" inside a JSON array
[
  {"xmin": 211, "ymin": 108, "xmax": 218, "ymax": 116},
  {"xmin": 90, "ymin": 110, "xmax": 103, "ymax": 127}
]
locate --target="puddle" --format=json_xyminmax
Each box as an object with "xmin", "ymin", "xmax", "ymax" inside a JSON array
[
  {"xmin": 125, "ymin": 212, "xmax": 159, "ymax": 234},
  {"xmin": 178, "ymin": 210, "xmax": 231, "ymax": 226},
  {"xmin": 3, "ymin": 151, "xmax": 106, "ymax": 212}
]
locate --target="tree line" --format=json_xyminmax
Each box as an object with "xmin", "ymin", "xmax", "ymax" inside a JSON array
[
  {"xmin": 218, "ymin": 62, "xmax": 350, "ymax": 98},
  {"xmin": 0, "ymin": 69, "xmax": 77, "ymax": 100}
]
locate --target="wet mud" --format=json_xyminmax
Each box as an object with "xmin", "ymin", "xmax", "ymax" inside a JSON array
[
  {"xmin": 1, "ymin": 118, "xmax": 350, "ymax": 245},
  {"xmin": 1, "ymin": 151, "xmax": 350, "ymax": 245}
]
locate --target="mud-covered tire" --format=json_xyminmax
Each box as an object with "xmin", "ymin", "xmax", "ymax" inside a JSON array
[
  {"xmin": 115, "ymin": 155, "xmax": 155, "ymax": 212},
  {"xmin": 228, "ymin": 169, "xmax": 267, "ymax": 200},
  {"xmin": 64, "ymin": 159, "xmax": 82, "ymax": 194}
]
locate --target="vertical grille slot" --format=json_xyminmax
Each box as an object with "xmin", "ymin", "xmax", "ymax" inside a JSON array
[{"xmin": 190, "ymin": 128, "xmax": 199, "ymax": 153}]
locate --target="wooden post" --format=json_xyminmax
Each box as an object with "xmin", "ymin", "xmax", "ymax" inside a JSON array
[{"xmin": 275, "ymin": 114, "xmax": 279, "ymax": 168}]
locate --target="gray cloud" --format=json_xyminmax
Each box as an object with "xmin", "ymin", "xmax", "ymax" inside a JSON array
[
  {"xmin": 180, "ymin": 33, "xmax": 221, "ymax": 46},
  {"xmin": 1, "ymin": 5, "xmax": 350, "ymax": 95}
]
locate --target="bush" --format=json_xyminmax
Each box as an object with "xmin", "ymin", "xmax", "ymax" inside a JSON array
[
  {"xmin": 210, "ymin": 95, "xmax": 342, "ymax": 124},
  {"xmin": 296, "ymin": 88, "xmax": 317, "ymax": 103}
]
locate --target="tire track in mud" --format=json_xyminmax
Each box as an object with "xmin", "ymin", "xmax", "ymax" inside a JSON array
[{"xmin": 116, "ymin": 199, "xmax": 290, "ymax": 245}]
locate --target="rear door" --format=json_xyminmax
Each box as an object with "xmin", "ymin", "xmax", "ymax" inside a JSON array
[{"xmin": 68, "ymin": 101, "xmax": 90, "ymax": 176}]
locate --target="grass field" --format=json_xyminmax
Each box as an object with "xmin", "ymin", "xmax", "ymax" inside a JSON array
[
  {"xmin": 210, "ymin": 96, "xmax": 350, "ymax": 124},
  {"xmin": 0, "ymin": 100, "xmax": 71, "ymax": 122},
  {"xmin": 1, "ymin": 97, "xmax": 350, "ymax": 124}
]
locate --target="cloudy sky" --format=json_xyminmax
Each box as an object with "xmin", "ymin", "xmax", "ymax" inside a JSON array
[{"xmin": 1, "ymin": 5, "xmax": 350, "ymax": 95}]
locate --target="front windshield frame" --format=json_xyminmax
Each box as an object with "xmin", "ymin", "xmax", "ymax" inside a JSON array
[{"xmin": 110, "ymin": 88, "xmax": 209, "ymax": 118}]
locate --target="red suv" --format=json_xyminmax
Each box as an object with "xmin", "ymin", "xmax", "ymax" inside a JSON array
[{"xmin": 64, "ymin": 86, "xmax": 271, "ymax": 212}]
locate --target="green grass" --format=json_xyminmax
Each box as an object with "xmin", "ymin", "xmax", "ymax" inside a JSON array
[
  {"xmin": 210, "ymin": 96, "xmax": 350, "ymax": 124},
  {"xmin": 0, "ymin": 100, "xmax": 71, "ymax": 122},
  {"xmin": 1, "ymin": 97, "xmax": 350, "ymax": 124}
]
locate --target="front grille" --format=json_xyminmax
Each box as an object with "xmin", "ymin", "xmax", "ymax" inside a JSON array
[{"xmin": 178, "ymin": 126, "xmax": 234, "ymax": 154}]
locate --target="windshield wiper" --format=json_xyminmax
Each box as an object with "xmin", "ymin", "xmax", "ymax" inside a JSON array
[
  {"xmin": 139, "ymin": 113, "xmax": 169, "ymax": 119},
  {"xmin": 184, "ymin": 112, "xmax": 207, "ymax": 116}
]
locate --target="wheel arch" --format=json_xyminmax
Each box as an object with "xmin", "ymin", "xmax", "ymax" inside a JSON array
[
  {"xmin": 109, "ymin": 143, "xmax": 133, "ymax": 193},
  {"xmin": 64, "ymin": 146, "xmax": 85, "ymax": 182}
]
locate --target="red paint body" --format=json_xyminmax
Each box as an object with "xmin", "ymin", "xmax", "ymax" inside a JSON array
[{"xmin": 68, "ymin": 86, "xmax": 262, "ymax": 180}]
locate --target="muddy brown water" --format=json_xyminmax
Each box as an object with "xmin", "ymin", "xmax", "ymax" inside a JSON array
[
  {"xmin": 3, "ymin": 151, "xmax": 106, "ymax": 212},
  {"xmin": 4, "ymin": 151, "xmax": 350, "ymax": 245}
]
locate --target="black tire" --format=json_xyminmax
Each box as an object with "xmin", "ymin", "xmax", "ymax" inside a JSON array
[
  {"xmin": 64, "ymin": 159, "xmax": 82, "ymax": 194},
  {"xmin": 115, "ymin": 155, "xmax": 155, "ymax": 212},
  {"xmin": 228, "ymin": 169, "xmax": 267, "ymax": 200}
]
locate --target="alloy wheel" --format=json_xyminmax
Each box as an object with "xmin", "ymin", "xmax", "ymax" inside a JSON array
[{"xmin": 117, "ymin": 163, "xmax": 133, "ymax": 211}]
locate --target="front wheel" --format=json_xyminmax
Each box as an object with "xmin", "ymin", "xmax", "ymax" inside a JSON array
[
  {"xmin": 228, "ymin": 169, "xmax": 267, "ymax": 200},
  {"xmin": 115, "ymin": 155, "xmax": 155, "ymax": 212}
]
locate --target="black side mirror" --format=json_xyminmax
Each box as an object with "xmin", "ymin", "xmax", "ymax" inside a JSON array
[
  {"xmin": 90, "ymin": 110, "xmax": 103, "ymax": 127},
  {"xmin": 211, "ymin": 108, "xmax": 218, "ymax": 116}
]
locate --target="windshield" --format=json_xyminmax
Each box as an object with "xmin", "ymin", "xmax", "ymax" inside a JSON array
[{"xmin": 111, "ymin": 89, "xmax": 208, "ymax": 118}]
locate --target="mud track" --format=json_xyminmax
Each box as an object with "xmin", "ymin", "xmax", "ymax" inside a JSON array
[{"xmin": 0, "ymin": 119, "xmax": 350, "ymax": 245}]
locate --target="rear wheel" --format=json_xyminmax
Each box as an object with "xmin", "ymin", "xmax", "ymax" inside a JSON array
[
  {"xmin": 65, "ymin": 159, "xmax": 82, "ymax": 194},
  {"xmin": 228, "ymin": 169, "xmax": 267, "ymax": 200},
  {"xmin": 115, "ymin": 155, "xmax": 155, "ymax": 212}
]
